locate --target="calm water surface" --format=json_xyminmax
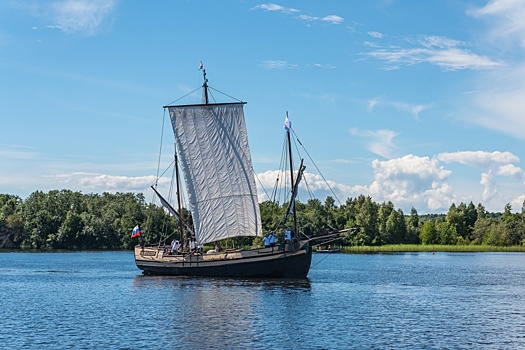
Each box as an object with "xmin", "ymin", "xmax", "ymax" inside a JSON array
[{"xmin": 1, "ymin": 251, "xmax": 524, "ymax": 349}]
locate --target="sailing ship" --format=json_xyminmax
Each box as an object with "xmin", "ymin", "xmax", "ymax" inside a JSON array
[{"xmin": 134, "ymin": 65, "xmax": 350, "ymax": 278}]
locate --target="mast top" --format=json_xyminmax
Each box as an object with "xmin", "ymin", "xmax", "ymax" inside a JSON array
[{"xmin": 200, "ymin": 61, "xmax": 209, "ymax": 104}]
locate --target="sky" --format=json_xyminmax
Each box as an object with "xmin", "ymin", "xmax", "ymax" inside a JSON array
[{"xmin": 2, "ymin": 0, "xmax": 525, "ymax": 214}]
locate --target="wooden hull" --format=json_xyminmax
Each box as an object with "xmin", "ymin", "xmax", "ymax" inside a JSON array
[{"xmin": 134, "ymin": 241, "xmax": 312, "ymax": 279}]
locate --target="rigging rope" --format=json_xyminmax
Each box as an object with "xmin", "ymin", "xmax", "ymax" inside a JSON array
[
  {"xmin": 290, "ymin": 129, "xmax": 344, "ymax": 207},
  {"xmin": 165, "ymin": 86, "xmax": 201, "ymax": 106},
  {"xmin": 208, "ymin": 86, "xmax": 244, "ymax": 103},
  {"xmin": 310, "ymin": 252, "xmax": 333, "ymax": 269}
]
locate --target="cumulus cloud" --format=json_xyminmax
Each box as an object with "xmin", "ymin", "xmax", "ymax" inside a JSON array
[
  {"xmin": 368, "ymin": 155, "xmax": 454, "ymax": 211},
  {"xmin": 437, "ymin": 151, "xmax": 523, "ymax": 203},
  {"xmin": 497, "ymin": 163, "xmax": 524, "ymax": 178},
  {"xmin": 51, "ymin": 172, "xmax": 162, "ymax": 193},
  {"xmin": 437, "ymin": 150, "xmax": 519, "ymax": 168},
  {"xmin": 255, "ymin": 150, "xmax": 524, "ymax": 213}
]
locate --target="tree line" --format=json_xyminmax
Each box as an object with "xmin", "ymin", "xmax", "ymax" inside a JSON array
[{"xmin": 1, "ymin": 190, "xmax": 524, "ymax": 250}]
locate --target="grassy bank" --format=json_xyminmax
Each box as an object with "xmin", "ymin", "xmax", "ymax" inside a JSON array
[{"xmin": 339, "ymin": 244, "xmax": 525, "ymax": 253}]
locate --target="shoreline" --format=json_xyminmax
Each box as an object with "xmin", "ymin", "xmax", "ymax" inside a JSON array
[{"xmin": 339, "ymin": 244, "xmax": 525, "ymax": 253}]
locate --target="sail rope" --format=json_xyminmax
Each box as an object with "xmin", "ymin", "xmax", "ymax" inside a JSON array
[
  {"xmin": 149, "ymin": 109, "xmax": 169, "ymax": 247},
  {"xmin": 208, "ymin": 86, "xmax": 244, "ymax": 103},
  {"xmin": 290, "ymin": 128, "xmax": 344, "ymax": 207},
  {"xmin": 165, "ymin": 84, "xmax": 243, "ymax": 106},
  {"xmin": 310, "ymin": 252, "xmax": 333, "ymax": 269},
  {"xmin": 165, "ymin": 86, "xmax": 201, "ymax": 106},
  {"xmin": 156, "ymin": 109, "xmax": 167, "ymax": 181}
]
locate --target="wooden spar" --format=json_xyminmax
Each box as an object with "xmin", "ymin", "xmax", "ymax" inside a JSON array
[{"xmin": 285, "ymin": 159, "xmax": 305, "ymax": 221}]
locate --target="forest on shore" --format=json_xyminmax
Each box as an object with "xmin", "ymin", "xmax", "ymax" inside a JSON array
[{"xmin": 1, "ymin": 190, "xmax": 524, "ymax": 250}]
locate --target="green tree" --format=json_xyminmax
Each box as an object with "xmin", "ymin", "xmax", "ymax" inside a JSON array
[
  {"xmin": 419, "ymin": 220, "xmax": 438, "ymax": 245},
  {"xmin": 406, "ymin": 207, "xmax": 420, "ymax": 244},
  {"xmin": 378, "ymin": 201, "xmax": 394, "ymax": 244},
  {"xmin": 438, "ymin": 221, "xmax": 457, "ymax": 245},
  {"xmin": 354, "ymin": 195, "xmax": 379, "ymax": 245},
  {"xmin": 386, "ymin": 208, "xmax": 407, "ymax": 244}
]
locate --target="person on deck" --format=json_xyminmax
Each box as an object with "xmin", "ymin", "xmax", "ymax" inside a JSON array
[
  {"xmin": 172, "ymin": 240, "xmax": 180, "ymax": 254},
  {"xmin": 263, "ymin": 234, "xmax": 271, "ymax": 248},
  {"xmin": 269, "ymin": 233, "xmax": 276, "ymax": 247},
  {"xmin": 170, "ymin": 239, "xmax": 176, "ymax": 254},
  {"xmin": 284, "ymin": 229, "xmax": 291, "ymax": 242}
]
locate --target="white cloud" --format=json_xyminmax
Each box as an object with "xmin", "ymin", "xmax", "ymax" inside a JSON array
[
  {"xmin": 511, "ymin": 194, "xmax": 525, "ymax": 211},
  {"xmin": 455, "ymin": 1, "xmax": 525, "ymax": 140},
  {"xmin": 253, "ymin": 3, "xmax": 343, "ymax": 25},
  {"xmin": 392, "ymin": 102, "xmax": 431, "ymax": 120},
  {"xmin": 469, "ymin": 0, "xmax": 525, "ymax": 48},
  {"xmin": 365, "ymin": 35, "xmax": 503, "ymax": 70},
  {"xmin": 463, "ymin": 66, "xmax": 525, "ymax": 139},
  {"xmin": 52, "ymin": 0, "xmax": 117, "ymax": 34},
  {"xmin": 349, "ymin": 128, "xmax": 398, "ymax": 159},
  {"xmin": 367, "ymin": 98, "xmax": 379, "ymax": 112},
  {"xmin": 368, "ymin": 155, "xmax": 454, "ymax": 211},
  {"xmin": 260, "ymin": 60, "xmax": 298, "ymax": 70},
  {"xmin": 321, "ymin": 15, "xmax": 344, "ymax": 25},
  {"xmin": 313, "ymin": 63, "xmax": 336, "ymax": 69},
  {"xmin": 256, "ymin": 150, "xmax": 525, "ymax": 213},
  {"xmin": 19, "ymin": 0, "xmax": 117, "ymax": 35},
  {"xmin": 368, "ymin": 31, "xmax": 384, "ymax": 39},
  {"xmin": 42, "ymin": 172, "xmax": 161, "ymax": 193},
  {"xmin": 437, "ymin": 151, "xmax": 523, "ymax": 205},
  {"xmin": 252, "ymin": 3, "xmax": 299, "ymax": 14},
  {"xmin": 437, "ymin": 150, "xmax": 519, "ymax": 168},
  {"xmin": 497, "ymin": 163, "xmax": 524, "ymax": 179},
  {"xmin": 0, "ymin": 144, "xmax": 38, "ymax": 160},
  {"xmin": 480, "ymin": 170, "xmax": 498, "ymax": 202}
]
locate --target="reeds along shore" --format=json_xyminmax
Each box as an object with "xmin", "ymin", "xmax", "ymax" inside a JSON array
[{"xmin": 340, "ymin": 244, "xmax": 525, "ymax": 253}]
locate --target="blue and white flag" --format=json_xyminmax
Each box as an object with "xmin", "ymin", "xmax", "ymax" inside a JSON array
[{"xmin": 283, "ymin": 116, "xmax": 291, "ymax": 131}]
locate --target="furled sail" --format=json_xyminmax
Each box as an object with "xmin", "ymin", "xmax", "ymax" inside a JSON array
[{"xmin": 167, "ymin": 102, "xmax": 262, "ymax": 244}]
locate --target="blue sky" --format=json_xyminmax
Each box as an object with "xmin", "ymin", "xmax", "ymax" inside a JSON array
[{"xmin": 2, "ymin": 0, "xmax": 525, "ymax": 214}]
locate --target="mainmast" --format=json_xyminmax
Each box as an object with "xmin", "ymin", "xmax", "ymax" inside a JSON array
[
  {"xmin": 285, "ymin": 111, "xmax": 299, "ymax": 241},
  {"xmin": 201, "ymin": 62, "xmax": 222, "ymax": 251},
  {"xmin": 201, "ymin": 62, "xmax": 209, "ymax": 104}
]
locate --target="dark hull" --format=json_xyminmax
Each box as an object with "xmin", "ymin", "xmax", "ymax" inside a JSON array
[{"xmin": 135, "ymin": 244, "xmax": 312, "ymax": 279}]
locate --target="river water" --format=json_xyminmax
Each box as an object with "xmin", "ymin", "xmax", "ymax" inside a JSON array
[{"xmin": 1, "ymin": 251, "xmax": 524, "ymax": 349}]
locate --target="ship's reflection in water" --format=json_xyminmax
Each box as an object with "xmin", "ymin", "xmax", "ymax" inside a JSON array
[{"xmin": 133, "ymin": 275, "xmax": 312, "ymax": 347}]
